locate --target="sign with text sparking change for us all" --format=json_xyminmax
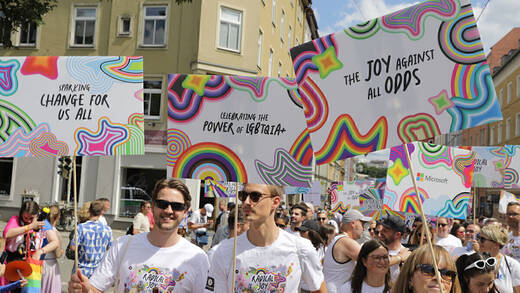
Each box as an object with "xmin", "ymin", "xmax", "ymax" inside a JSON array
[
  {"xmin": 167, "ymin": 75, "xmax": 313, "ymax": 187},
  {"xmin": 384, "ymin": 142, "xmax": 475, "ymax": 219},
  {"xmin": 0, "ymin": 56, "xmax": 144, "ymax": 157},
  {"xmin": 289, "ymin": 0, "xmax": 502, "ymax": 166}
]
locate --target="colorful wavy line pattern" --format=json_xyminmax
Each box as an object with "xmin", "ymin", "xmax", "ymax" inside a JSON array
[
  {"xmin": 289, "ymin": 128, "xmax": 314, "ymax": 166},
  {"xmin": 172, "ymin": 142, "xmax": 247, "ymax": 183},
  {"xmin": 167, "ymin": 128, "xmax": 192, "ymax": 165},
  {"xmin": 299, "ymin": 77, "xmax": 329, "ymax": 133},
  {"xmin": 360, "ymin": 188, "xmax": 384, "ymax": 212},
  {"xmin": 447, "ymin": 62, "xmax": 502, "ymax": 131},
  {"xmin": 504, "ymin": 168, "xmax": 519, "ymax": 188},
  {"xmin": 115, "ymin": 124, "xmax": 144, "ymax": 155},
  {"xmin": 100, "ymin": 56, "xmax": 143, "ymax": 83},
  {"xmin": 127, "ymin": 113, "xmax": 144, "ymax": 130},
  {"xmin": 418, "ymin": 142, "xmax": 453, "ymax": 169},
  {"xmin": 388, "ymin": 158, "xmax": 410, "ymax": 186},
  {"xmin": 389, "ymin": 144, "xmax": 414, "ymax": 169},
  {"xmin": 167, "ymin": 74, "xmax": 232, "ymax": 123},
  {"xmin": 74, "ymin": 117, "xmax": 130, "ymax": 156},
  {"xmin": 204, "ymin": 180, "xmax": 235, "ymax": 198},
  {"xmin": 428, "ymin": 89, "xmax": 454, "ymax": 115},
  {"xmin": 312, "ymin": 46, "xmax": 343, "ymax": 79},
  {"xmin": 291, "ymin": 34, "xmax": 338, "ymax": 84},
  {"xmin": 438, "ymin": 4, "xmax": 485, "ymax": 64},
  {"xmin": 397, "ymin": 113, "xmax": 441, "ymax": 144},
  {"xmin": 399, "ymin": 187, "xmax": 430, "ymax": 214},
  {"xmin": 134, "ymin": 89, "xmax": 143, "ymax": 102},
  {"xmin": 255, "ymin": 148, "xmax": 312, "ymax": 187},
  {"xmin": 67, "ymin": 57, "xmax": 125, "ymax": 93},
  {"xmin": 383, "ymin": 187, "xmax": 399, "ymax": 210},
  {"xmin": 380, "ymin": 0, "xmax": 459, "ymax": 40},
  {"xmin": 21, "ymin": 56, "xmax": 59, "ymax": 80},
  {"xmin": 331, "ymin": 202, "xmax": 351, "ymax": 213},
  {"xmin": 29, "ymin": 132, "xmax": 68, "ymax": 157},
  {"xmin": 0, "ymin": 59, "xmax": 20, "ymax": 96},
  {"xmin": 0, "ymin": 123, "xmax": 49, "ymax": 157},
  {"xmin": 437, "ymin": 192, "xmax": 470, "ymax": 219},
  {"xmin": 344, "ymin": 19, "xmax": 380, "ymax": 39},
  {"xmin": 453, "ymin": 152, "xmax": 475, "ymax": 188},
  {"xmin": 0, "ymin": 99, "xmax": 36, "ymax": 143},
  {"xmin": 315, "ymin": 114, "xmax": 388, "ymax": 164},
  {"xmin": 287, "ymin": 88, "xmax": 303, "ymax": 108},
  {"xmin": 225, "ymin": 76, "xmax": 298, "ymax": 102}
]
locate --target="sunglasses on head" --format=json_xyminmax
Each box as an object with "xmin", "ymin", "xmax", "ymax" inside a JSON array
[
  {"xmin": 416, "ymin": 264, "xmax": 456, "ymax": 282},
  {"xmin": 154, "ymin": 199, "xmax": 186, "ymax": 211},
  {"xmin": 238, "ymin": 191, "xmax": 272, "ymax": 203},
  {"xmin": 464, "ymin": 257, "xmax": 496, "ymax": 271}
]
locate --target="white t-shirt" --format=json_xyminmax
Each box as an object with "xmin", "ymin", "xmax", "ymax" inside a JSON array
[
  {"xmin": 205, "ymin": 229, "xmax": 324, "ymax": 292},
  {"xmin": 435, "ymin": 234, "xmax": 462, "ymax": 254},
  {"xmin": 98, "ymin": 215, "xmax": 108, "ymax": 226},
  {"xmin": 285, "ymin": 225, "xmax": 300, "ymax": 235},
  {"xmin": 495, "ymin": 254, "xmax": 520, "ymax": 293},
  {"xmin": 504, "ymin": 232, "xmax": 520, "ymax": 263},
  {"xmin": 90, "ymin": 233, "xmax": 209, "ymax": 293},
  {"xmin": 189, "ymin": 210, "xmax": 207, "ymax": 238},
  {"xmin": 388, "ymin": 245, "xmax": 403, "ymax": 282},
  {"xmin": 132, "ymin": 212, "xmax": 150, "ymax": 233},
  {"xmin": 339, "ymin": 280, "xmax": 386, "ymax": 293}
]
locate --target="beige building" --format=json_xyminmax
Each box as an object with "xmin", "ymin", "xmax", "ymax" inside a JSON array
[{"xmin": 0, "ymin": 0, "xmax": 319, "ymax": 224}]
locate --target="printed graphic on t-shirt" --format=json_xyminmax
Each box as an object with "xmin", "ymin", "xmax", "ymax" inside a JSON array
[
  {"xmin": 235, "ymin": 263, "xmax": 294, "ymax": 292},
  {"xmin": 124, "ymin": 264, "xmax": 186, "ymax": 291}
]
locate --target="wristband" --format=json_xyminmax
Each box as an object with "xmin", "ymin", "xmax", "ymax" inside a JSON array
[{"xmin": 25, "ymin": 225, "xmax": 28, "ymax": 232}]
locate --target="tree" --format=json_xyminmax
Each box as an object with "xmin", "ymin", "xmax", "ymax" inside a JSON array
[{"xmin": 0, "ymin": 0, "xmax": 57, "ymax": 48}]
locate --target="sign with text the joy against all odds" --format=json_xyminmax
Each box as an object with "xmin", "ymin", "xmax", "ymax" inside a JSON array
[
  {"xmin": 0, "ymin": 56, "xmax": 144, "ymax": 157},
  {"xmin": 289, "ymin": 0, "xmax": 502, "ymax": 166}
]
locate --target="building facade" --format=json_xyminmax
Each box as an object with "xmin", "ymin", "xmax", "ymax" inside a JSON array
[{"xmin": 0, "ymin": 0, "xmax": 318, "ymax": 224}]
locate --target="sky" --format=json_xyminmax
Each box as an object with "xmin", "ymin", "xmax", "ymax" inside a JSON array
[{"xmin": 312, "ymin": 0, "xmax": 520, "ymax": 53}]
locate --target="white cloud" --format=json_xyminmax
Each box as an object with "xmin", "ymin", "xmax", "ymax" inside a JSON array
[{"xmin": 474, "ymin": 0, "xmax": 520, "ymax": 52}]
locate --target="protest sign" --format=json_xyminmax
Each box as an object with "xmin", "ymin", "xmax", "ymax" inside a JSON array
[
  {"xmin": 472, "ymin": 146, "xmax": 520, "ymax": 188},
  {"xmin": 385, "ymin": 142, "xmax": 474, "ymax": 219},
  {"xmin": 0, "ymin": 56, "xmax": 144, "ymax": 156},
  {"xmin": 289, "ymin": 0, "xmax": 502, "ymax": 166},
  {"xmin": 330, "ymin": 180, "xmax": 373, "ymax": 213},
  {"xmin": 499, "ymin": 190, "xmax": 520, "ymax": 214},
  {"xmin": 204, "ymin": 180, "xmax": 239, "ymax": 197},
  {"xmin": 167, "ymin": 75, "xmax": 313, "ymax": 186}
]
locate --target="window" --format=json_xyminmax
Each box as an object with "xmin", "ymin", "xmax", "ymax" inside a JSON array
[
  {"xmin": 268, "ymin": 48, "xmax": 273, "ymax": 77},
  {"xmin": 257, "ymin": 30, "xmax": 263, "ymax": 68},
  {"xmin": 498, "ymin": 123, "xmax": 502, "ymax": 143},
  {"xmin": 144, "ymin": 79, "xmax": 162, "ymax": 119},
  {"xmin": 272, "ymin": 0, "xmax": 276, "ymax": 26},
  {"xmin": 490, "ymin": 127, "xmax": 494, "ymax": 145},
  {"xmin": 508, "ymin": 82, "xmax": 512, "ymax": 104},
  {"xmin": 120, "ymin": 167, "xmax": 165, "ymax": 218},
  {"xmin": 219, "ymin": 7, "xmax": 242, "ymax": 52},
  {"xmin": 480, "ymin": 128, "xmax": 486, "ymax": 145},
  {"xmin": 506, "ymin": 118, "xmax": 511, "ymax": 140},
  {"xmin": 119, "ymin": 16, "xmax": 131, "ymax": 36},
  {"xmin": 516, "ymin": 113, "xmax": 520, "ymax": 137},
  {"xmin": 288, "ymin": 25, "xmax": 292, "ymax": 48},
  {"xmin": 278, "ymin": 61, "xmax": 282, "ymax": 77},
  {"xmin": 0, "ymin": 10, "xmax": 5, "ymax": 46},
  {"xmin": 475, "ymin": 133, "xmax": 479, "ymax": 145},
  {"xmin": 517, "ymin": 75, "xmax": 520, "ymax": 97},
  {"xmin": 499, "ymin": 89, "xmax": 503, "ymax": 106},
  {"xmin": 280, "ymin": 10, "xmax": 285, "ymax": 41},
  {"xmin": 143, "ymin": 5, "xmax": 167, "ymax": 46},
  {"xmin": 73, "ymin": 7, "xmax": 97, "ymax": 46},
  {"xmin": 0, "ymin": 158, "xmax": 13, "ymax": 198},
  {"xmin": 19, "ymin": 21, "xmax": 37, "ymax": 46}
]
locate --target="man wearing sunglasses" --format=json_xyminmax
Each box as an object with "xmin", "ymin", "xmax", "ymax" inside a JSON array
[
  {"xmin": 205, "ymin": 183, "xmax": 326, "ymax": 292},
  {"xmin": 435, "ymin": 217, "xmax": 462, "ymax": 255},
  {"xmin": 505, "ymin": 202, "xmax": 520, "ymax": 263},
  {"xmin": 69, "ymin": 178, "xmax": 209, "ymax": 293}
]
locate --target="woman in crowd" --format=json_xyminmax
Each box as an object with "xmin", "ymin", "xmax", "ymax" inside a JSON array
[
  {"xmin": 0, "ymin": 237, "xmax": 28, "ymax": 292},
  {"xmin": 407, "ymin": 223, "xmax": 435, "ymax": 250},
  {"xmin": 339, "ymin": 239, "xmax": 392, "ymax": 293},
  {"xmin": 455, "ymin": 252, "xmax": 499, "ymax": 293},
  {"xmin": 319, "ymin": 223, "xmax": 336, "ymax": 247},
  {"xmin": 478, "ymin": 225, "xmax": 520, "ymax": 293},
  {"xmin": 297, "ymin": 220, "xmax": 326, "ymax": 293},
  {"xmin": 41, "ymin": 205, "xmax": 63, "ymax": 292},
  {"xmin": 451, "ymin": 223, "xmax": 466, "ymax": 245},
  {"xmin": 392, "ymin": 244, "xmax": 461, "ymax": 293}
]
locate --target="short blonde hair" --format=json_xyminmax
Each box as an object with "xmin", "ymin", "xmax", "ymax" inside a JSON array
[
  {"xmin": 79, "ymin": 201, "xmax": 91, "ymax": 223},
  {"xmin": 481, "ymin": 225, "xmax": 509, "ymax": 247}
]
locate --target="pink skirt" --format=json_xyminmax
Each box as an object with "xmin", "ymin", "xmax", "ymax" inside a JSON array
[{"xmin": 41, "ymin": 259, "xmax": 61, "ymax": 293}]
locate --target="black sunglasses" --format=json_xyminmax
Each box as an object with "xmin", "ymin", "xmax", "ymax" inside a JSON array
[
  {"xmin": 318, "ymin": 217, "xmax": 327, "ymax": 221},
  {"xmin": 438, "ymin": 223, "xmax": 448, "ymax": 227},
  {"xmin": 154, "ymin": 199, "xmax": 186, "ymax": 211},
  {"xmin": 276, "ymin": 223, "xmax": 287, "ymax": 229},
  {"xmin": 477, "ymin": 235, "xmax": 494, "ymax": 243},
  {"xmin": 416, "ymin": 264, "xmax": 456, "ymax": 282},
  {"xmin": 238, "ymin": 191, "xmax": 272, "ymax": 203}
]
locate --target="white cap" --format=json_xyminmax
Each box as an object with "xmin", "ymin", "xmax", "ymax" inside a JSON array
[{"xmin": 204, "ymin": 203, "xmax": 214, "ymax": 217}]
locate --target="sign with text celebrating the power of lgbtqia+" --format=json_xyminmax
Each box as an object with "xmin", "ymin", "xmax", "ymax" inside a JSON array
[
  {"xmin": 289, "ymin": 0, "xmax": 502, "ymax": 166},
  {"xmin": 471, "ymin": 146, "xmax": 520, "ymax": 188},
  {"xmin": 0, "ymin": 56, "xmax": 144, "ymax": 157},
  {"xmin": 384, "ymin": 142, "xmax": 475, "ymax": 219},
  {"xmin": 167, "ymin": 75, "xmax": 313, "ymax": 186}
]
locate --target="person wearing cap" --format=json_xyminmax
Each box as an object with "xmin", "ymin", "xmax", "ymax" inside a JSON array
[
  {"xmin": 323, "ymin": 209, "xmax": 371, "ymax": 293},
  {"xmin": 379, "ymin": 215, "xmax": 411, "ymax": 282},
  {"xmin": 297, "ymin": 220, "xmax": 327, "ymax": 293},
  {"xmin": 188, "ymin": 203, "xmax": 214, "ymax": 247}
]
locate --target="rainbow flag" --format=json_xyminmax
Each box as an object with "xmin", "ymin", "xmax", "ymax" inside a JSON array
[{"xmin": 22, "ymin": 258, "xmax": 42, "ymax": 293}]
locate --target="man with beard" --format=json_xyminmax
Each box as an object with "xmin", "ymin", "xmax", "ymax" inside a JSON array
[
  {"xmin": 505, "ymin": 202, "xmax": 520, "ymax": 262},
  {"xmin": 205, "ymin": 183, "xmax": 326, "ymax": 292},
  {"xmin": 322, "ymin": 209, "xmax": 370, "ymax": 293},
  {"xmin": 68, "ymin": 178, "xmax": 209, "ymax": 293},
  {"xmin": 286, "ymin": 203, "xmax": 307, "ymax": 235},
  {"xmin": 378, "ymin": 215, "xmax": 410, "ymax": 282}
]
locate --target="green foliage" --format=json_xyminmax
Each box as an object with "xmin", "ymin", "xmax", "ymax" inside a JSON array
[{"xmin": 0, "ymin": 0, "xmax": 57, "ymax": 48}]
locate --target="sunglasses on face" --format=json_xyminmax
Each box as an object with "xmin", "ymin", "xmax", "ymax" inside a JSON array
[
  {"xmin": 238, "ymin": 191, "xmax": 272, "ymax": 203},
  {"xmin": 466, "ymin": 230, "xmax": 475, "ymax": 233},
  {"xmin": 438, "ymin": 223, "xmax": 448, "ymax": 227},
  {"xmin": 154, "ymin": 199, "xmax": 186, "ymax": 211},
  {"xmin": 318, "ymin": 217, "xmax": 327, "ymax": 221},
  {"xmin": 464, "ymin": 257, "xmax": 497, "ymax": 271},
  {"xmin": 477, "ymin": 235, "xmax": 494, "ymax": 243},
  {"xmin": 276, "ymin": 223, "xmax": 287, "ymax": 229},
  {"xmin": 416, "ymin": 264, "xmax": 456, "ymax": 282}
]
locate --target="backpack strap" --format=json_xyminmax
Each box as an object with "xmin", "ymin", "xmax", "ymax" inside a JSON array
[{"xmin": 114, "ymin": 236, "xmax": 133, "ymax": 291}]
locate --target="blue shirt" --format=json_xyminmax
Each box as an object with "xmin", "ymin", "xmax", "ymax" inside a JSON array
[{"xmin": 71, "ymin": 220, "xmax": 113, "ymax": 278}]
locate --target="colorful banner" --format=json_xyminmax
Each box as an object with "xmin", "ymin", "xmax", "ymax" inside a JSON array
[
  {"xmin": 384, "ymin": 142, "xmax": 475, "ymax": 219},
  {"xmin": 167, "ymin": 75, "xmax": 313, "ymax": 186},
  {"xmin": 204, "ymin": 180, "xmax": 238, "ymax": 197},
  {"xmin": 472, "ymin": 146, "xmax": 520, "ymax": 188},
  {"xmin": 499, "ymin": 190, "xmax": 520, "ymax": 214},
  {"xmin": 284, "ymin": 181, "xmax": 321, "ymax": 195},
  {"xmin": 289, "ymin": 0, "xmax": 502, "ymax": 166},
  {"xmin": 330, "ymin": 180, "xmax": 373, "ymax": 213},
  {"xmin": 0, "ymin": 56, "xmax": 144, "ymax": 157}
]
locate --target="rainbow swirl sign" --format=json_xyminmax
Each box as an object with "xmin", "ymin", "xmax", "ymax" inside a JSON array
[
  {"xmin": 0, "ymin": 56, "xmax": 144, "ymax": 157},
  {"xmin": 167, "ymin": 75, "xmax": 313, "ymax": 187},
  {"xmin": 384, "ymin": 141, "xmax": 475, "ymax": 219},
  {"xmin": 289, "ymin": 0, "xmax": 502, "ymax": 165}
]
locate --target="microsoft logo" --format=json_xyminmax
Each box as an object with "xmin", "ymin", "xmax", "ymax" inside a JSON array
[
  {"xmin": 416, "ymin": 172, "xmax": 424, "ymax": 181},
  {"xmin": 416, "ymin": 172, "xmax": 448, "ymax": 184}
]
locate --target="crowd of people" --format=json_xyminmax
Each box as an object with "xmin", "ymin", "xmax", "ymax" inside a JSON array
[{"xmin": 1, "ymin": 180, "xmax": 520, "ymax": 292}]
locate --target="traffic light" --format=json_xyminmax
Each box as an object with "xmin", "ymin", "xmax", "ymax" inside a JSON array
[{"xmin": 58, "ymin": 156, "xmax": 72, "ymax": 179}]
